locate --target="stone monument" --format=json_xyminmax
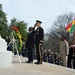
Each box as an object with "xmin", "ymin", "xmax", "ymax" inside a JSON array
[{"xmin": 0, "ymin": 35, "xmax": 12, "ymax": 68}]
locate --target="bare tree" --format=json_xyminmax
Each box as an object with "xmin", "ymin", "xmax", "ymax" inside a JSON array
[{"xmin": 44, "ymin": 12, "xmax": 75, "ymax": 52}]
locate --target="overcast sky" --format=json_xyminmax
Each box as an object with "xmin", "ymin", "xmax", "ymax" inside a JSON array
[{"xmin": 0, "ymin": 0, "xmax": 75, "ymax": 32}]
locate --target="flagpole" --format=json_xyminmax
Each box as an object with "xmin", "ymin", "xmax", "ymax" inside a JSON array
[
  {"xmin": 74, "ymin": 18, "xmax": 75, "ymax": 44},
  {"xmin": 74, "ymin": 27, "xmax": 75, "ymax": 44}
]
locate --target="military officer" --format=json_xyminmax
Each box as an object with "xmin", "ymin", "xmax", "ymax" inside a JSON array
[{"xmin": 34, "ymin": 20, "xmax": 44, "ymax": 64}]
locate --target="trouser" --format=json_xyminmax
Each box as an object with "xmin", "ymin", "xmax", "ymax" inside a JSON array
[
  {"xmin": 36, "ymin": 44, "xmax": 43, "ymax": 63},
  {"xmin": 73, "ymin": 56, "xmax": 75, "ymax": 69},
  {"xmin": 60, "ymin": 55, "xmax": 67, "ymax": 66},
  {"xmin": 67, "ymin": 55, "xmax": 75, "ymax": 69},
  {"xmin": 67, "ymin": 55, "xmax": 72, "ymax": 68},
  {"xmin": 27, "ymin": 47, "xmax": 33, "ymax": 62}
]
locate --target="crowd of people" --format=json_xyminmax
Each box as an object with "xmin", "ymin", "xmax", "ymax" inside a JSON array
[
  {"xmin": 42, "ymin": 50, "xmax": 62, "ymax": 65},
  {"xmin": 22, "ymin": 49, "xmax": 63, "ymax": 66},
  {"xmin": 22, "ymin": 44, "xmax": 75, "ymax": 69}
]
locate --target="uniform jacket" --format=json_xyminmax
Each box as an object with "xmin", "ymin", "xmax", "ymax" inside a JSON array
[{"xmin": 35, "ymin": 26, "xmax": 44, "ymax": 44}]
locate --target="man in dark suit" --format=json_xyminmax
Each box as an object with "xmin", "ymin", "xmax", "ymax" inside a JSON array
[
  {"xmin": 34, "ymin": 20, "xmax": 44, "ymax": 64},
  {"xmin": 67, "ymin": 45, "xmax": 75, "ymax": 69},
  {"xmin": 25, "ymin": 27, "xmax": 34, "ymax": 63}
]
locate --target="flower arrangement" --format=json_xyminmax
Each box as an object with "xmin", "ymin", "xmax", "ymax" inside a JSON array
[{"xmin": 11, "ymin": 26, "xmax": 22, "ymax": 51}]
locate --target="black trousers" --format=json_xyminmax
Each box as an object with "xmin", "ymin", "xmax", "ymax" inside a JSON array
[
  {"xmin": 67, "ymin": 55, "xmax": 72, "ymax": 68},
  {"xmin": 36, "ymin": 44, "xmax": 42, "ymax": 63},
  {"xmin": 73, "ymin": 56, "xmax": 75, "ymax": 69},
  {"xmin": 67, "ymin": 55, "xmax": 75, "ymax": 69},
  {"xmin": 27, "ymin": 47, "xmax": 33, "ymax": 62}
]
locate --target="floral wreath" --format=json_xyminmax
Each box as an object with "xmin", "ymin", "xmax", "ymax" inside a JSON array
[{"xmin": 11, "ymin": 26, "xmax": 22, "ymax": 51}]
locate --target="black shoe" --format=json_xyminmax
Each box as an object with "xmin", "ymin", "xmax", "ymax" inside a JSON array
[
  {"xmin": 35, "ymin": 62, "xmax": 39, "ymax": 64},
  {"xmin": 29, "ymin": 61, "xmax": 33, "ymax": 63},
  {"xmin": 39, "ymin": 62, "xmax": 42, "ymax": 64},
  {"xmin": 26, "ymin": 60, "xmax": 33, "ymax": 63},
  {"xmin": 35, "ymin": 61, "xmax": 42, "ymax": 64},
  {"xmin": 26, "ymin": 61, "xmax": 30, "ymax": 63}
]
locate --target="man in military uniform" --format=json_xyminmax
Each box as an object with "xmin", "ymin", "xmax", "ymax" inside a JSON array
[{"xmin": 34, "ymin": 20, "xmax": 44, "ymax": 64}]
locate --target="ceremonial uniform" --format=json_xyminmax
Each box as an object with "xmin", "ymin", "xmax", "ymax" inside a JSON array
[{"xmin": 35, "ymin": 26, "xmax": 44, "ymax": 64}]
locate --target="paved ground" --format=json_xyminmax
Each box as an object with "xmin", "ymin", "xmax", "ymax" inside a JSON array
[{"xmin": 0, "ymin": 56, "xmax": 75, "ymax": 75}]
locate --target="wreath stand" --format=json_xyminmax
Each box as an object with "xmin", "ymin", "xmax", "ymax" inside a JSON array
[{"xmin": 8, "ymin": 31, "xmax": 21, "ymax": 64}]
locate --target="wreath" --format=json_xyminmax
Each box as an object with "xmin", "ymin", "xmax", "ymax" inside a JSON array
[{"xmin": 11, "ymin": 26, "xmax": 22, "ymax": 51}]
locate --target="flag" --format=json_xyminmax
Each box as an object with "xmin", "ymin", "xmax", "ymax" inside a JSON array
[{"xmin": 66, "ymin": 19, "xmax": 75, "ymax": 33}]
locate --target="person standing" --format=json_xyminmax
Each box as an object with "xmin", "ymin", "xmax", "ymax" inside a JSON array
[
  {"xmin": 22, "ymin": 42, "xmax": 25, "ymax": 57},
  {"xmin": 73, "ymin": 46, "xmax": 75, "ymax": 69},
  {"xmin": 6, "ymin": 36, "xmax": 12, "ymax": 51},
  {"xmin": 25, "ymin": 27, "xmax": 34, "ymax": 63},
  {"xmin": 59, "ymin": 36, "xmax": 69, "ymax": 66},
  {"xmin": 6, "ymin": 36, "xmax": 10, "ymax": 45},
  {"xmin": 67, "ymin": 45, "xmax": 75, "ymax": 69},
  {"xmin": 34, "ymin": 20, "xmax": 44, "ymax": 64}
]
